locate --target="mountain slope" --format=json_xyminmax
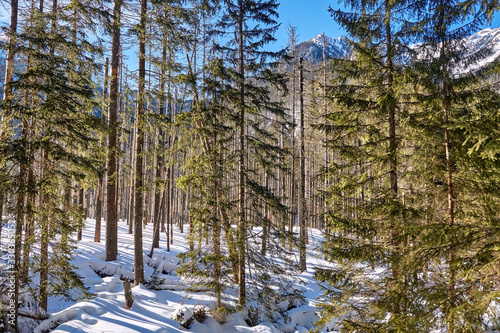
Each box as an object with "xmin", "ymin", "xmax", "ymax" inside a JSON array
[
  {"xmin": 294, "ymin": 34, "xmax": 350, "ymax": 63},
  {"xmin": 461, "ymin": 27, "xmax": 500, "ymax": 72}
]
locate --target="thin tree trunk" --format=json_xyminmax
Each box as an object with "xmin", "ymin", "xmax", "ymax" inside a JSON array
[
  {"xmin": 77, "ymin": 186, "xmax": 84, "ymax": 240},
  {"xmin": 13, "ymin": 102, "xmax": 26, "ymax": 333},
  {"xmin": 133, "ymin": 0, "xmax": 147, "ymax": 286},
  {"xmin": 95, "ymin": 58, "xmax": 109, "ymax": 243},
  {"xmin": 298, "ymin": 57, "xmax": 307, "ymax": 272},
  {"xmin": 214, "ymin": 188, "xmax": 222, "ymax": 308},
  {"xmin": 237, "ymin": 0, "xmax": 246, "ymax": 307},
  {"xmin": 128, "ymin": 124, "xmax": 135, "ymax": 235},
  {"xmin": 262, "ymin": 171, "xmax": 268, "ymax": 256},
  {"xmin": 152, "ymin": 22, "xmax": 167, "ymax": 248},
  {"xmin": 443, "ymin": 66, "xmax": 455, "ymax": 333},
  {"xmin": 170, "ymin": 163, "xmax": 174, "ymax": 245},
  {"xmin": 322, "ymin": 33, "xmax": 328, "ymax": 233},
  {"xmin": 288, "ymin": 26, "xmax": 298, "ymax": 250}
]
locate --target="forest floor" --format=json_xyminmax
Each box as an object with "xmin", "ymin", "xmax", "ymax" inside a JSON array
[{"xmin": 24, "ymin": 219, "xmax": 335, "ymax": 333}]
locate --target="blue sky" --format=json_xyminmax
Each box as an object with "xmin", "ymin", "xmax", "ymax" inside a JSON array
[
  {"xmin": 270, "ymin": 1, "xmax": 500, "ymax": 51},
  {"xmin": 270, "ymin": 0, "xmax": 346, "ymax": 50},
  {"xmin": 1, "ymin": 1, "xmax": 500, "ymax": 65}
]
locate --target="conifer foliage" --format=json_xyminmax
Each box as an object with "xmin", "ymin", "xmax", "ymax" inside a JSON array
[
  {"xmin": 316, "ymin": 0, "xmax": 500, "ymax": 331},
  {"xmin": 0, "ymin": 0, "xmax": 105, "ymax": 330},
  {"xmin": 177, "ymin": 0, "xmax": 300, "ymax": 319}
]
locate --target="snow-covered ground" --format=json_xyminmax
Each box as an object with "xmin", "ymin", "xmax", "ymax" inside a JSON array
[{"xmin": 12, "ymin": 219, "xmax": 333, "ymax": 333}]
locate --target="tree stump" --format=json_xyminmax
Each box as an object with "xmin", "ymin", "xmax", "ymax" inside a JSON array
[{"xmin": 123, "ymin": 278, "xmax": 133, "ymax": 309}]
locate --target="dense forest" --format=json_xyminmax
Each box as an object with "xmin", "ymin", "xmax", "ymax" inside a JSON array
[{"xmin": 2, "ymin": 0, "xmax": 500, "ymax": 332}]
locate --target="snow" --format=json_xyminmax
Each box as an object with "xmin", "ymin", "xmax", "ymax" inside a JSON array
[{"xmin": 1, "ymin": 218, "xmax": 335, "ymax": 333}]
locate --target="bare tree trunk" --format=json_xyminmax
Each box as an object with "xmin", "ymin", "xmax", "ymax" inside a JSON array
[
  {"xmin": 444, "ymin": 71, "xmax": 455, "ymax": 333},
  {"xmin": 322, "ymin": 33, "xmax": 328, "ymax": 233},
  {"xmin": 105, "ymin": 0, "xmax": 122, "ymax": 262},
  {"xmin": 298, "ymin": 57, "xmax": 307, "ymax": 272},
  {"xmin": 128, "ymin": 125, "xmax": 135, "ymax": 235},
  {"xmin": 77, "ymin": 186, "xmax": 84, "ymax": 240},
  {"xmin": 262, "ymin": 171, "xmax": 269, "ymax": 256},
  {"xmin": 133, "ymin": 0, "xmax": 147, "ymax": 286},
  {"xmin": 237, "ymin": 0, "xmax": 246, "ymax": 307},
  {"xmin": 169, "ymin": 163, "xmax": 174, "ymax": 245},
  {"xmin": 287, "ymin": 26, "xmax": 298, "ymax": 250},
  {"xmin": 95, "ymin": 58, "xmax": 109, "ymax": 242},
  {"xmin": 152, "ymin": 22, "xmax": 168, "ymax": 250},
  {"xmin": 40, "ymin": 150, "xmax": 49, "ymax": 313},
  {"xmin": 214, "ymin": 188, "xmax": 222, "ymax": 308}
]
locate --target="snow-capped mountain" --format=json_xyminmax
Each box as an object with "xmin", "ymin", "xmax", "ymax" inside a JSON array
[
  {"xmin": 293, "ymin": 34, "xmax": 350, "ymax": 63},
  {"xmin": 294, "ymin": 27, "xmax": 500, "ymax": 68}
]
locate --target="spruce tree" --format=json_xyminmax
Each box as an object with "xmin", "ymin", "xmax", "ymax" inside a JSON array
[
  {"xmin": 206, "ymin": 0, "xmax": 298, "ymax": 314},
  {"xmin": 0, "ymin": 0, "xmax": 105, "ymax": 326},
  {"xmin": 404, "ymin": 1, "xmax": 500, "ymax": 330},
  {"xmin": 176, "ymin": 0, "xmax": 300, "ymax": 320},
  {"xmin": 316, "ymin": 0, "xmax": 426, "ymax": 330}
]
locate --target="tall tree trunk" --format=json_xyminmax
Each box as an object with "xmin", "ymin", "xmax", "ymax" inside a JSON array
[
  {"xmin": 0, "ymin": 0, "xmax": 18, "ymax": 262},
  {"xmin": 237, "ymin": 0, "xmax": 246, "ymax": 307},
  {"xmin": 151, "ymin": 23, "xmax": 168, "ymax": 251},
  {"xmin": 298, "ymin": 57, "xmax": 307, "ymax": 272},
  {"xmin": 386, "ymin": 8, "xmax": 397, "ymax": 201},
  {"xmin": 106, "ymin": 0, "xmax": 122, "ymax": 261},
  {"xmin": 443, "ymin": 53, "xmax": 455, "ymax": 333},
  {"xmin": 20, "ymin": 5, "xmax": 36, "ymax": 281},
  {"xmin": 13, "ymin": 96, "xmax": 26, "ymax": 333},
  {"xmin": 385, "ymin": 2, "xmax": 401, "ymax": 316},
  {"xmin": 287, "ymin": 26, "xmax": 298, "ymax": 250},
  {"xmin": 214, "ymin": 185, "xmax": 222, "ymax": 308},
  {"xmin": 95, "ymin": 58, "xmax": 109, "ymax": 243},
  {"xmin": 133, "ymin": 0, "xmax": 147, "ymax": 286},
  {"xmin": 42, "ymin": 0, "xmax": 61, "ymax": 316},
  {"xmin": 39, "ymin": 150, "xmax": 49, "ymax": 313},
  {"xmin": 322, "ymin": 33, "xmax": 328, "ymax": 233},
  {"xmin": 128, "ymin": 125, "xmax": 135, "ymax": 235}
]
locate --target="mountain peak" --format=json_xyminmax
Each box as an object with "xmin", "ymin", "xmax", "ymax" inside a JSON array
[{"xmin": 293, "ymin": 34, "xmax": 350, "ymax": 64}]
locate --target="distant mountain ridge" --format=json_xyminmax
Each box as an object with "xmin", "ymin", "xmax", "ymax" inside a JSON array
[{"xmin": 294, "ymin": 27, "xmax": 500, "ymax": 67}]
